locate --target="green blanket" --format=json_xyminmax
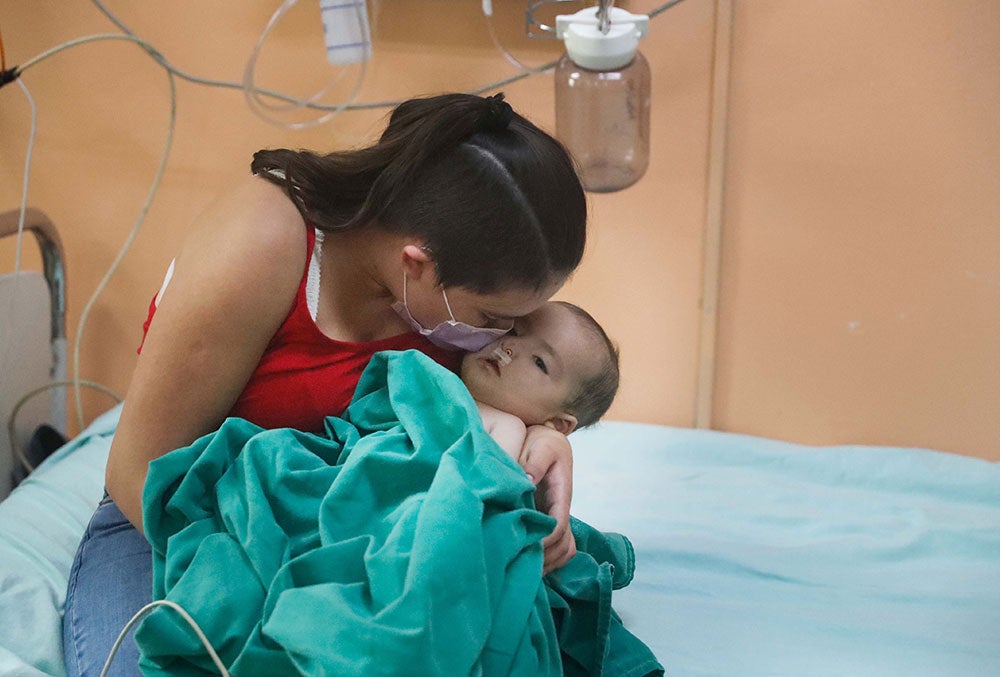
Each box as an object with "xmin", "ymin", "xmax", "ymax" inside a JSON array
[{"xmin": 137, "ymin": 350, "xmax": 662, "ymax": 676}]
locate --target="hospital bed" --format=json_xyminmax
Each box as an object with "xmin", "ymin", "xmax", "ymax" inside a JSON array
[{"xmin": 2, "ymin": 208, "xmax": 998, "ymax": 676}]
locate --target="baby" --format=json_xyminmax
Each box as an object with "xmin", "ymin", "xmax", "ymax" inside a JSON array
[{"xmin": 461, "ymin": 301, "xmax": 620, "ymax": 462}]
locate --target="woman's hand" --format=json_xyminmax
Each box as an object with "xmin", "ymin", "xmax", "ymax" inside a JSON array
[{"xmin": 518, "ymin": 424, "xmax": 577, "ymax": 573}]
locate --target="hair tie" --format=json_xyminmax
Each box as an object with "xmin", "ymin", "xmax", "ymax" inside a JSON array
[{"xmin": 482, "ymin": 93, "xmax": 514, "ymax": 132}]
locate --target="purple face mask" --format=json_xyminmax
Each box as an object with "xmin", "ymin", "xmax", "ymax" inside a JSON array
[{"xmin": 391, "ymin": 273, "xmax": 511, "ymax": 352}]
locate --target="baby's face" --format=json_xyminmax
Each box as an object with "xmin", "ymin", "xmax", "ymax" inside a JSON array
[{"xmin": 460, "ymin": 303, "xmax": 601, "ymax": 426}]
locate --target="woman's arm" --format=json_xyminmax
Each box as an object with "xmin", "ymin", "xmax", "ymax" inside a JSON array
[
  {"xmin": 105, "ymin": 177, "xmax": 307, "ymax": 533},
  {"xmin": 518, "ymin": 425, "xmax": 576, "ymax": 573}
]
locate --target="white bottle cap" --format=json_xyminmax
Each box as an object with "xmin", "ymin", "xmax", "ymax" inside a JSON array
[{"xmin": 556, "ymin": 7, "xmax": 649, "ymax": 71}]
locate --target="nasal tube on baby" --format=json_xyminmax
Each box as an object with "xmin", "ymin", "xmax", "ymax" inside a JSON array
[{"xmin": 492, "ymin": 347, "xmax": 511, "ymax": 366}]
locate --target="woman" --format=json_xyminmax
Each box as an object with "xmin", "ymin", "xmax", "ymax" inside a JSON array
[{"xmin": 63, "ymin": 92, "xmax": 587, "ymax": 676}]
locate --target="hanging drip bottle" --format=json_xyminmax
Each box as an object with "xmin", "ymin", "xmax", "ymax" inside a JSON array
[{"xmin": 555, "ymin": 3, "xmax": 650, "ymax": 192}]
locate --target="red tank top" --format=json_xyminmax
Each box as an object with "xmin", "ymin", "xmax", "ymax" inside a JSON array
[{"xmin": 139, "ymin": 228, "xmax": 460, "ymax": 432}]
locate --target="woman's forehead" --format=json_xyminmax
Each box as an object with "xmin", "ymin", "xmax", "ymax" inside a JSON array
[{"xmin": 473, "ymin": 280, "xmax": 562, "ymax": 317}]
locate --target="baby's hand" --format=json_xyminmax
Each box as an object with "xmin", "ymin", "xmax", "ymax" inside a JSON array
[{"xmin": 519, "ymin": 425, "xmax": 577, "ymax": 574}]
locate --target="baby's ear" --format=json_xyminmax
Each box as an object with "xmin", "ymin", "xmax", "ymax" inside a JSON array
[{"xmin": 545, "ymin": 413, "xmax": 577, "ymax": 436}]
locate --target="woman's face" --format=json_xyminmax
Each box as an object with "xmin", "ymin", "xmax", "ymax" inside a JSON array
[{"xmin": 406, "ymin": 277, "xmax": 565, "ymax": 333}]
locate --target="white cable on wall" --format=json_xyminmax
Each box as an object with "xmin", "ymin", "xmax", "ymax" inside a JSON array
[
  {"xmin": 0, "ymin": 79, "xmax": 37, "ymax": 380},
  {"xmin": 15, "ymin": 33, "xmax": 176, "ymax": 431},
  {"xmin": 11, "ymin": 80, "xmax": 34, "ymax": 277},
  {"xmin": 88, "ymin": 0, "xmax": 564, "ymax": 110},
  {"xmin": 482, "ymin": 0, "xmax": 532, "ymax": 72}
]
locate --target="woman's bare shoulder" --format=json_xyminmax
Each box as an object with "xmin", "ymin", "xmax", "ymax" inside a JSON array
[
  {"xmin": 189, "ymin": 175, "xmax": 305, "ymax": 254},
  {"xmin": 172, "ymin": 175, "xmax": 308, "ymax": 291}
]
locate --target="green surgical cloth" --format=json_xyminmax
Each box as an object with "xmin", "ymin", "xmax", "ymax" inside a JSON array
[{"xmin": 136, "ymin": 350, "xmax": 662, "ymax": 676}]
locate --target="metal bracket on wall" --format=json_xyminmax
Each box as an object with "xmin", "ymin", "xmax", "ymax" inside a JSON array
[{"xmin": 695, "ymin": 0, "xmax": 733, "ymax": 429}]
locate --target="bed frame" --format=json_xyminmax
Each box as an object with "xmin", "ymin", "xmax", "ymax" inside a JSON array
[{"xmin": 0, "ymin": 207, "xmax": 67, "ymax": 500}]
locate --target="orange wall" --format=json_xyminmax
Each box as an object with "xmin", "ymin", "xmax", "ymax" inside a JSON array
[
  {"xmin": 716, "ymin": 0, "xmax": 1000, "ymax": 459},
  {"xmin": 1, "ymin": 1, "xmax": 996, "ymax": 459}
]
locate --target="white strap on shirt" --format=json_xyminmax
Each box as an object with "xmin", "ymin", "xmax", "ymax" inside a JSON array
[
  {"xmin": 260, "ymin": 167, "xmax": 322, "ymax": 321},
  {"xmin": 155, "ymin": 171, "xmax": 321, "ymax": 320},
  {"xmin": 305, "ymin": 229, "xmax": 324, "ymax": 321}
]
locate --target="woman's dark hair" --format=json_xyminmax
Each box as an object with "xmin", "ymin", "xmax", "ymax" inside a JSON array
[
  {"xmin": 554, "ymin": 301, "xmax": 620, "ymax": 429},
  {"xmin": 251, "ymin": 92, "xmax": 587, "ymax": 293}
]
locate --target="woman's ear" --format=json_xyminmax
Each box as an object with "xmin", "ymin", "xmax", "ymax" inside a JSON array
[
  {"xmin": 544, "ymin": 413, "xmax": 578, "ymax": 436},
  {"xmin": 401, "ymin": 244, "xmax": 434, "ymax": 282}
]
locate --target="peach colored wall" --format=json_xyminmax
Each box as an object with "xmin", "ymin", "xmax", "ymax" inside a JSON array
[
  {"xmin": 716, "ymin": 0, "xmax": 1000, "ymax": 460},
  {"xmin": 1, "ymin": 1, "xmax": 996, "ymax": 459}
]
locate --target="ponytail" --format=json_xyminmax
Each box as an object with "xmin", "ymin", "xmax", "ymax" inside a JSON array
[
  {"xmin": 252, "ymin": 92, "xmax": 586, "ymax": 293},
  {"xmin": 358, "ymin": 93, "xmax": 517, "ymax": 229}
]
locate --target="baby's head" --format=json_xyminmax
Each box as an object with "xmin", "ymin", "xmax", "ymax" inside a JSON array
[{"xmin": 461, "ymin": 301, "xmax": 620, "ymax": 434}]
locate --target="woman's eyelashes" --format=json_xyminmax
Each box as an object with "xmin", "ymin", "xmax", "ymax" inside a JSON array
[{"xmin": 483, "ymin": 313, "xmax": 514, "ymax": 331}]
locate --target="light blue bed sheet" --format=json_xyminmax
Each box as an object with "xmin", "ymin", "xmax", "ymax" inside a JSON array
[
  {"xmin": 0, "ymin": 404, "xmax": 118, "ymax": 676},
  {"xmin": 0, "ymin": 406, "xmax": 997, "ymax": 676},
  {"xmin": 569, "ymin": 423, "xmax": 1000, "ymax": 677}
]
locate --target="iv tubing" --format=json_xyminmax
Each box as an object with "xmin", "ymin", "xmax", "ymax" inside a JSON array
[
  {"xmin": 241, "ymin": 0, "xmax": 367, "ymax": 130},
  {"xmin": 89, "ymin": 0, "xmax": 691, "ymax": 112}
]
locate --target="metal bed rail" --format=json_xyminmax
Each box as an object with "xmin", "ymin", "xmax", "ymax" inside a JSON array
[
  {"xmin": 0, "ymin": 207, "xmax": 67, "ymax": 350},
  {"xmin": 1, "ymin": 207, "xmax": 68, "ymax": 498}
]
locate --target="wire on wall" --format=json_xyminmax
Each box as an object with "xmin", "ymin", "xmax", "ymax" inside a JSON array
[
  {"xmin": 9, "ymin": 33, "xmax": 176, "ymax": 431},
  {"xmin": 241, "ymin": 0, "xmax": 368, "ymax": 130},
  {"xmin": 0, "ymin": 77, "xmax": 37, "ymax": 419},
  {"xmin": 0, "ymin": 79, "xmax": 36, "ymax": 382},
  {"xmin": 482, "ymin": 0, "xmax": 534, "ymax": 72},
  {"xmin": 88, "ymin": 0, "xmax": 690, "ymax": 114}
]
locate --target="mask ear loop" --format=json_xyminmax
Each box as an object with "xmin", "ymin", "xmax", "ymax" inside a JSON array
[
  {"xmin": 439, "ymin": 286, "xmax": 458, "ymax": 323},
  {"xmin": 397, "ymin": 271, "xmax": 425, "ymax": 328},
  {"xmin": 412, "ymin": 245, "xmax": 456, "ymax": 322}
]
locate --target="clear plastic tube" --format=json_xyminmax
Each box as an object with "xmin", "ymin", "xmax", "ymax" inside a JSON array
[
  {"xmin": 492, "ymin": 346, "xmax": 512, "ymax": 366},
  {"xmin": 241, "ymin": 0, "xmax": 368, "ymax": 130}
]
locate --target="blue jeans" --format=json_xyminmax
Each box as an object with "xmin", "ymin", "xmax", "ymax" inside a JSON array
[{"xmin": 63, "ymin": 493, "xmax": 152, "ymax": 677}]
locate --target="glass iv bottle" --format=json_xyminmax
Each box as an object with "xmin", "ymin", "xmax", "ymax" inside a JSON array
[{"xmin": 555, "ymin": 6, "xmax": 651, "ymax": 193}]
